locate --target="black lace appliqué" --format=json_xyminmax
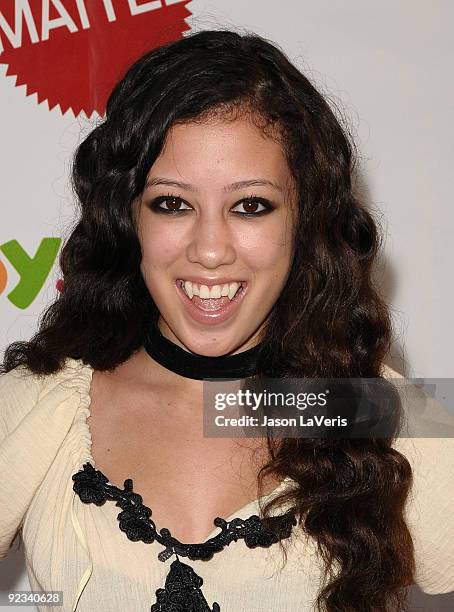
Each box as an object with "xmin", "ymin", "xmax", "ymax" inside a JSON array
[
  {"xmin": 152, "ymin": 559, "xmax": 220, "ymax": 612},
  {"xmin": 72, "ymin": 462, "xmax": 296, "ymax": 611}
]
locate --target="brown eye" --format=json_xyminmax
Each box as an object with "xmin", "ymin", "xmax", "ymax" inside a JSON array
[
  {"xmin": 166, "ymin": 197, "xmax": 182, "ymax": 212},
  {"xmin": 232, "ymin": 197, "xmax": 273, "ymax": 216},
  {"xmin": 149, "ymin": 195, "xmax": 191, "ymax": 214},
  {"xmin": 243, "ymin": 201, "xmax": 260, "ymax": 213}
]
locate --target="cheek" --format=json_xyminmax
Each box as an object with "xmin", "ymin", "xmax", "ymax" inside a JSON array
[
  {"xmin": 239, "ymin": 222, "xmax": 294, "ymax": 273},
  {"xmin": 139, "ymin": 223, "xmax": 181, "ymax": 273}
]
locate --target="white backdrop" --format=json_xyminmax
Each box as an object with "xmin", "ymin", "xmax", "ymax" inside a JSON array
[{"xmin": 1, "ymin": 1, "xmax": 453, "ymax": 609}]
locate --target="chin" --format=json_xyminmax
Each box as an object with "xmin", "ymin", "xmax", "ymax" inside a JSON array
[
  {"xmin": 185, "ymin": 340, "xmax": 237, "ymax": 357},
  {"xmin": 174, "ymin": 326, "xmax": 245, "ymax": 357}
]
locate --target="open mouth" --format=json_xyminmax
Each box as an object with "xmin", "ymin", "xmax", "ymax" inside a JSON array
[
  {"xmin": 176, "ymin": 280, "xmax": 245, "ymax": 310},
  {"xmin": 175, "ymin": 279, "xmax": 247, "ymax": 322}
]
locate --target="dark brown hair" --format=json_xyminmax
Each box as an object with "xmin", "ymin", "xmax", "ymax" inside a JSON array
[{"xmin": 1, "ymin": 29, "xmax": 415, "ymax": 611}]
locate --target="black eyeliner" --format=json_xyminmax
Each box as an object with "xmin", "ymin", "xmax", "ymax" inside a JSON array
[
  {"xmin": 234, "ymin": 196, "xmax": 275, "ymax": 217},
  {"xmin": 147, "ymin": 194, "xmax": 189, "ymax": 214},
  {"xmin": 147, "ymin": 193, "xmax": 275, "ymax": 216}
]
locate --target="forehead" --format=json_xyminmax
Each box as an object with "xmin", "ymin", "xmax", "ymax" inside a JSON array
[{"xmin": 149, "ymin": 116, "xmax": 293, "ymax": 190}]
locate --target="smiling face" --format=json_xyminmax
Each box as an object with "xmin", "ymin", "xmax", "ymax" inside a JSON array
[{"xmin": 135, "ymin": 114, "xmax": 297, "ymax": 356}]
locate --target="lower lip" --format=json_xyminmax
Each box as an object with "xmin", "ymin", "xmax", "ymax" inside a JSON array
[{"xmin": 175, "ymin": 281, "xmax": 248, "ymax": 325}]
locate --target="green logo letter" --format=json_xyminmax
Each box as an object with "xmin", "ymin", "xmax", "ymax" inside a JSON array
[{"xmin": 0, "ymin": 238, "xmax": 61, "ymax": 309}]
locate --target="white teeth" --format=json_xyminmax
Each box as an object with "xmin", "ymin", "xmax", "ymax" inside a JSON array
[
  {"xmin": 199, "ymin": 285, "xmax": 210, "ymax": 299},
  {"xmin": 210, "ymin": 285, "xmax": 222, "ymax": 298},
  {"xmin": 179, "ymin": 280, "xmax": 243, "ymax": 301},
  {"xmin": 183, "ymin": 280, "xmax": 193, "ymax": 299},
  {"xmin": 228, "ymin": 282, "xmax": 240, "ymax": 300}
]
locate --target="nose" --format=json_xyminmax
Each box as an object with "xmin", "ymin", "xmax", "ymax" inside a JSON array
[{"xmin": 186, "ymin": 209, "xmax": 236, "ymax": 269}]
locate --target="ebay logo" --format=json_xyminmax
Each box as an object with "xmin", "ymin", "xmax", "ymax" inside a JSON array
[{"xmin": 0, "ymin": 238, "xmax": 61, "ymax": 309}]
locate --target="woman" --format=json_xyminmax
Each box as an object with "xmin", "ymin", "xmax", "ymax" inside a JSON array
[{"xmin": 1, "ymin": 30, "xmax": 453, "ymax": 612}]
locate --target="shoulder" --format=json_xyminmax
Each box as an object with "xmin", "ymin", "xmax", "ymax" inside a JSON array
[
  {"xmin": 394, "ymin": 436, "xmax": 454, "ymax": 594},
  {"xmin": 0, "ymin": 366, "xmax": 46, "ymax": 438},
  {"xmin": 380, "ymin": 364, "xmax": 454, "ymax": 594},
  {"xmin": 0, "ymin": 358, "xmax": 93, "ymax": 439},
  {"xmin": 379, "ymin": 362, "xmax": 404, "ymax": 379}
]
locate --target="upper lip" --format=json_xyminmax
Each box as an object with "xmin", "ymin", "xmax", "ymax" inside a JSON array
[{"xmin": 176, "ymin": 277, "xmax": 246, "ymax": 287}]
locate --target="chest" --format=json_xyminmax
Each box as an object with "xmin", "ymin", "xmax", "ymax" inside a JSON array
[{"xmin": 86, "ymin": 370, "xmax": 278, "ymax": 543}]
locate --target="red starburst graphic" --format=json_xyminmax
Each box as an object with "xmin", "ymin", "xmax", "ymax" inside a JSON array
[{"xmin": 0, "ymin": 0, "xmax": 192, "ymax": 116}]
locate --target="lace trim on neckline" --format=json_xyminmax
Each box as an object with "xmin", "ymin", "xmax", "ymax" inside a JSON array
[{"xmin": 72, "ymin": 462, "xmax": 297, "ymax": 558}]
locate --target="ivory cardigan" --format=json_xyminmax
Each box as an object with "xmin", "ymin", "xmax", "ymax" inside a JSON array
[{"xmin": 0, "ymin": 358, "xmax": 453, "ymax": 611}]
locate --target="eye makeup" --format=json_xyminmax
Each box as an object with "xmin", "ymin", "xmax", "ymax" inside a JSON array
[{"xmin": 146, "ymin": 193, "xmax": 276, "ymax": 217}]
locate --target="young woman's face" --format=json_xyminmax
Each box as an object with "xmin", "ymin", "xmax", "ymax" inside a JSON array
[{"xmin": 136, "ymin": 116, "xmax": 297, "ymax": 356}]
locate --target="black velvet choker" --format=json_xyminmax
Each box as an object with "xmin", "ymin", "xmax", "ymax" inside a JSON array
[{"xmin": 143, "ymin": 320, "xmax": 263, "ymax": 381}]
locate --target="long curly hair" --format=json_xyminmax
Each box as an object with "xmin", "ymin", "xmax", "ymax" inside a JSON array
[{"xmin": 1, "ymin": 29, "xmax": 414, "ymax": 611}]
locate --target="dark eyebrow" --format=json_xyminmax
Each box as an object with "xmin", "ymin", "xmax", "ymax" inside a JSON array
[{"xmin": 144, "ymin": 177, "xmax": 284, "ymax": 193}]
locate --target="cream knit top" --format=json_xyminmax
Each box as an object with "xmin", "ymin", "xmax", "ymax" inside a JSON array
[{"xmin": 0, "ymin": 358, "xmax": 453, "ymax": 611}]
